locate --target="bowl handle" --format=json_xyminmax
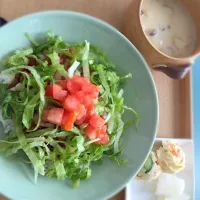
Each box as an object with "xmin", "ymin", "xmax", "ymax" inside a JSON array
[
  {"xmin": 0, "ymin": 17, "xmax": 7, "ymax": 27},
  {"xmin": 153, "ymin": 63, "xmax": 192, "ymax": 79}
]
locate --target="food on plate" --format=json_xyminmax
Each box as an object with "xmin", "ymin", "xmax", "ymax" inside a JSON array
[
  {"xmin": 155, "ymin": 173, "xmax": 185, "ymax": 197},
  {"xmin": 156, "ymin": 140, "xmax": 185, "ymax": 174},
  {"xmin": 0, "ymin": 32, "xmax": 138, "ymax": 187},
  {"xmin": 140, "ymin": 0, "xmax": 196, "ymax": 57},
  {"xmin": 136, "ymin": 151, "xmax": 162, "ymax": 181}
]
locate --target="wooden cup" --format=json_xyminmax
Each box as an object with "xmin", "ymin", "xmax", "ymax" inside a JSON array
[{"xmin": 123, "ymin": 0, "xmax": 200, "ymax": 79}]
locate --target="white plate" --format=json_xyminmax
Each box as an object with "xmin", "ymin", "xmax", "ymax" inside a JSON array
[{"xmin": 125, "ymin": 138, "xmax": 194, "ymax": 200}]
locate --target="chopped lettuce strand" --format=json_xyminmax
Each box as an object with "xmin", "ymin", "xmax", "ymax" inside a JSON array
[
  {"xmin": 22, "ymin": 93, "xmax": 40, "ymax": 129},
  {"xmin": 5, "ymin": 48, "xmax": 33, "ymax": 67},
  {"xmin": 25, "ymin": 32, "xmax": 39, "ymax": 46},
  {"xmin": 15, "ymin": 118, "xmax": 45, "ymax": 175},
  {"xmin": 47, "ymin": 52, "xmax": 68, "ymax": 78},
  {"xmin": 89, "ymin": 60, "xmax": 94, "ymax": 65},
  {"xmin": 107, "ymin": 115, "xmax": 115, "ymax": 134},
  {"xmin": 54, "ymin": 160, "xmax": 66, "ymax": 180},
  {"xmin": 34, "ymin": 170, "xmax": 38, "ymax": 184},
  {"xmin": 84, "ymin": 138, "xmax": 100, "ymax": 146},
  {"xmin": 123, "ymin": 105, "xmax": 139, "ymax": 131},
  {"xmin": 118, "ymin": 89, "xmax": 124, "ymax": 98},
  {"xmin": 105, "ymin": 112, "xmax": 111, "ymax": 123},
  {"xmin": 82, "ymin": 40, "xmax": 90, "ymax": 78},
  {"xmin": 73, "ymin": 179, "xmax": 80, "ymax": 188},
  {"xmin": 68, "ymin": 61, "xmax": 80, "ymax": 78},
  {"xmin": 114, "ymin": 114, "xmax": 124, "ymax": 154}
]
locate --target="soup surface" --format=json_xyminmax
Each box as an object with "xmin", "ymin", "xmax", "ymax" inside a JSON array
[{"xmin": 140, "ymin": 0, "xmax": 196, "ymax": 58}]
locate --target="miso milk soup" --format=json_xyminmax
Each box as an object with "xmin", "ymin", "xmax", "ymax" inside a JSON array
[{"xmin": 140, "ymin": 0, "xmax": 196, "ymax": 58}]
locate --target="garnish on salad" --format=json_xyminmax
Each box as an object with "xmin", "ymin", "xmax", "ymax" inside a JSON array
[{"xmin": 0, "ymin": 31, "xmax": 138, "ymax": 187}]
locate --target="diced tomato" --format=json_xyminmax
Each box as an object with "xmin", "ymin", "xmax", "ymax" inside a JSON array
[
  {"xmin": 76, "ymin": 104, "xmax": 95, "ymax": 125},
  {"xmin": 66, "ymin": 75, "xmax": 90, "ymax": 94},
  {"xmin": 85, "ymin": 124, "xmax": 109, "ymax": 144},
  {"xmin": 57, "ymin": 80, "xmax": 68, "ymax": 90},
  {"xmin": 83, "ymin": 95, "xmax": 93, "ymax": 108},
  {"xmin": 89, "ymin": 114, "xmax": 105, "ymax": 128},
  {"xmin": 76, "ymin": 104, "xmax": 87, "ymax": 120},
  {"xmin": 72, "ymin": 75, "xmax": 90, "ymax": 85},
  {"xmin": 97, "ymin": 125, "xmax": 107, "ymax": 135},
  {"xmin": 95, "ymin": 125, "xmax": 107, "ymax": 141},
  {"xmin": 63, "ymin": 111, "xmax": 77, "ymax": 131},
  {"xmin": 67, "ymin": 79, "xmax": 81, "ymax": 94},
  {"xmin": 75, "ymin": 91, "xmax": 85, "ymax": 104},
  {"xmin": 81, "ymin": 83, "xmax": 100, "ymax": 94},
  {"xmin": 45, "ymin": 85, "xmax": 54, "ymax": 97},
  {"xmin": 45, "ymin": 84, "xmax": 67, "ymax": 102},
  {"xmin": 89, "ymin": 91, "xmax": 99, "ymax": 99},
  {"xmin": 95, "ymin": 133, "xmax": 109, "ymax": 145},
  {"xmin": 75, "ymin": 114, "xmax": 89, "ymax": 125},
  {"xmin": 41, "ymin": 110, "xmax": 50, "ymax": 122},
  {"xmin": 85, "ymin": 125, "xmax": 97, "ymax": 140},
  {"xmin": 61, "ymin": 111, "xmax": 69, "ymax": 125},
  {"xmin": 87, "ymin": 104, "xmax": 95, "ymax": 116},
  {"xmin": 63, "ymin": 95, "xmax": 80, "ymax": 111},
  {"xmin": 55, "ymin": 90, "xmax": 68, "ymax": 103},
  {"xmin": 47, "ymin": 108, "xmax": 64, "ymax": 126}
]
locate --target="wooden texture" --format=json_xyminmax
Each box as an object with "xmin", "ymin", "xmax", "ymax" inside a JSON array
[{"xmin": 0, "ymin": 0, "xmax": 192, "ymax": 199}]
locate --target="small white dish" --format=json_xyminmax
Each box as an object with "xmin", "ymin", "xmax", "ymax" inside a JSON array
[{"xmin": 125, "ymin": 138, "xmax": 194, "ymax": 200}]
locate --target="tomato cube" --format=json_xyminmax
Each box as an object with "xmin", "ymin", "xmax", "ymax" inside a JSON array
[
  {"xmin": 76, "ymin": 104, "xmax": 87, "ymax": 120},
  {"xmin": 45, "ymin": 84, "xmax": 67, "ymax": 102},
  {"xmin": 67, "ymin": 79, "xmax": 81, "ymax": 94},
  {"xmin": 83, "ymin": 95, "xmax": 93, "ymax": 108},
  {"xmin": 81, "ymin": 83, "xmax": 100, "ymax": 94},
  {"xmin": 75, "ymin": 91, "xmax": 85, "ymax": 104},
  {"xmin": 57, "ymin": 80, "xmax": 68, "ymax": 90},
  {"xmin": 89, "ymin": 114, "xmax": 105, "ymax": 128},
  {"xmin": 72, "ymin": 75, "xmax": 90, "ymax": 85},
  {"xmin": 62, "ymin": 111, "xmax": 77, "ymax": 131},
  {"xmin": 85, "ymin": 125, "xmax": 97, "ymax": 140},
  {"xmin": 95, "ymin": 134, "xmax": 109, "ymax": 145},
  {"xmin": 47, "ymin": 108, "xmax": 64, "ymax": 126},
  {"xmin": 63, "ymin": 95, "xmax": 80, "ymax": 111},
  {"xmin": 87, "ymin": 104, "xmax": 95, "ymax": 116}
]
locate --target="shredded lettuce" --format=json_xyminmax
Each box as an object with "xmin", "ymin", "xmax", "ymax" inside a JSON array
[
  {"xmin": 54, "ymin": 160, "xmax": 66, "ymax": 180},
  {"xmin": 25, "ymin": 32, "xmax": 39, "ymax": 46},
  {"xmin": 22, "ymin": 93, "xmax": 40, "ymax": 129},
  {"xmin": 68, "ymin": 61, "xmax": 80, "ymax": 78},
  {"xmin": 5, "ymin": 48, "xmax": 33, "ymax": 67},
  {"xmin": 113, "ymin": 114, "xmax": 124, "ymax": 154},
  {"xmin": 82, "ymin": 41, "xmax": 90, "ymax": 78},
  {"xmin": 15, "ymin": 118, "xmax": 45, "ymax": 175},
  {"xmin": 0, "ymin": 31, "xmax": 138, "ymax": 187},
  {"xmin": 47, "ymin": 51, "xmax": 68, "ymax": 78}
]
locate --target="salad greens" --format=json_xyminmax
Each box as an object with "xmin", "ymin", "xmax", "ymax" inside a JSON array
[{"xmin": 0, "ymin": 31, "xmax": 138, "ymax": 187}]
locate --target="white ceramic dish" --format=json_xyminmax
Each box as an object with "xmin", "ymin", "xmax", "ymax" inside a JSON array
[{"xmin": 125, "ymin": 138, "xmax": 194, "ymax": 200}]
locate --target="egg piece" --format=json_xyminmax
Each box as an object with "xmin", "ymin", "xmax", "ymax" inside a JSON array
[
  {"xmin": 155, "ymin": 173, "xmax": 185, "ymax": 197},
  {"xmin": 156, "ymin": 140, "xmax": 185, "ymax": 174}
]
